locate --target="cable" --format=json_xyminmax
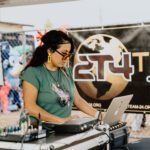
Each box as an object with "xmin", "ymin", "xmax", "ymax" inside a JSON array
[
  {"xmin": 20, "ymin": 126, "xmax": 28, "ymax": 150},
  {"xmin": 97, "ymin": 111, "xmax": 103, "ymax": 123},
  {"xmin": 95, "ymin": 124, "xmax": 112, "ymax": 144},
  {"xmin": 20, "ymin": 109, "xmax": 30, "ymax": 150}
]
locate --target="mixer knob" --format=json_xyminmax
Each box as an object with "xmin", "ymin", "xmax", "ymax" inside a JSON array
[
  {"xmin": 83, "ymin": 124, "xmax": 87, "ymax": 129},
  {"xmin": 80, "ymin": 126, "xmax": 84, "ymax": 131}
]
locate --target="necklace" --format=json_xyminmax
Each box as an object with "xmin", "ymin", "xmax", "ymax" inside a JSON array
[
  {"xmin": 43, "ymin": 64, "xmax": 71, "ymax": 107},
  {"xmin": 44, "ymin": 64, "xmax": 60, "ymax": 88}
]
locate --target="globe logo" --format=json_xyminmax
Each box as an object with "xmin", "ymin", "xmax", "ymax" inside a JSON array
[{"xmin": 74, "ymin": 34, "xmax": 130, "ymax": 100}]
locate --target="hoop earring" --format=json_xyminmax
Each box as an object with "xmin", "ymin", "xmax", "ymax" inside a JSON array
[{"xmin": 48, "ymin": 53, "xmax": 51, "ymax": 63}]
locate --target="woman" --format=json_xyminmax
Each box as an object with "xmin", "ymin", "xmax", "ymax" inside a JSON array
[{"xmin": 20, "ymin": 30, "xmax": 97, "ymax": 125}]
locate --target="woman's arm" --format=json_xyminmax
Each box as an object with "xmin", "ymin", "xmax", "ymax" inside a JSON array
[
  {"xmin": 73, "ymin": 85, "xmax": 97, "ymax": 117},
  {"xmin": 23, "ymin": 81, "xmax": 79, "ymax": 123}
]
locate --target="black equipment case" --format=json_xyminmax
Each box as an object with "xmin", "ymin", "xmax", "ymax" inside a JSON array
[{"xmin": 109, "ymin": 123, "xmax": 130, "ymax": 150}]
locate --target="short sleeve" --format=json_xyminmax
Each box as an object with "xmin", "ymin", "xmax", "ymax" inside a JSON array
[{"xmin": 20, "ymin": 67, "xmax": 40, "ymax": 90}]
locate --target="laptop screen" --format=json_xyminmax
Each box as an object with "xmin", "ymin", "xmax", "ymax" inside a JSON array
[{"xmin": 101, "ymin": 94, "xmax": 133, "ymax": 126}]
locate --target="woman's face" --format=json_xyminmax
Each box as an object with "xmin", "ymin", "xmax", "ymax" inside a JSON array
[{"xmin": 51, "ymin": 43, "xmax": 72, "ymax": 68}]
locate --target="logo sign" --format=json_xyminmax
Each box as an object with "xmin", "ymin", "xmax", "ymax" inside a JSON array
[
  {"xmin": 71, "ymin": 29, "xmax": 150, "ymax": 113},
  {"xmin": 73, "ymin": 34, "xmax": 134, "ymax": 100}
]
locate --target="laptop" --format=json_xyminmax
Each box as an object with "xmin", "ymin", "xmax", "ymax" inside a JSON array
[{"xmin": 102, "ymin": 94, "xmax": 133, "ymax": 126}]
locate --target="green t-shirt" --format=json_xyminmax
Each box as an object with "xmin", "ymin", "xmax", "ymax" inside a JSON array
[{"xmin": 20, "ymin": 65, "xmax": 74, "ymax": 124}]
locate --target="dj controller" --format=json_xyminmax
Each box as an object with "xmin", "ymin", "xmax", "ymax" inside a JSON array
[{"xmin": 0, "ymin": 122, "xmax": 52, "ymax": 142}]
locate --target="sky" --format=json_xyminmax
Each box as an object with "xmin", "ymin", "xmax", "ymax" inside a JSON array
[{"xmin": 0, "ymin": 0, "xmax": 150, "ymax": 30}]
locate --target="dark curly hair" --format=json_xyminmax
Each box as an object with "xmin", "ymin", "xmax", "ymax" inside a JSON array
[{"xmin": 25, "ymin": 30, "xmax": 74, "ymax": 68}]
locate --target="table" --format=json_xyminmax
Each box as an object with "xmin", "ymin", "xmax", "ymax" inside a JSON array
[{"xmin": 0, "ymin": 128, "xmax": 109, "ymax": 150}]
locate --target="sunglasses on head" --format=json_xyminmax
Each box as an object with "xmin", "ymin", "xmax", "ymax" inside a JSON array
[{"xmin": 55, "ymin": 50, "xmax": 73, "ymax": 60}]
